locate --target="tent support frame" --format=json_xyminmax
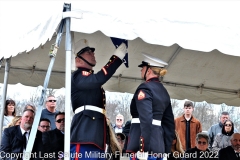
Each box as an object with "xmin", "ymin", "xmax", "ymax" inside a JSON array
[
  {"xmin": 23, "ymin": 8, "xmax": 66, "ymax": 160},
  {"xmin": 64, "ymin": 2, "xmax": 71, "ymax": 158},
  {"xmin": 0, "ymin": 58, "xmax": 11, "ymax": 140}
]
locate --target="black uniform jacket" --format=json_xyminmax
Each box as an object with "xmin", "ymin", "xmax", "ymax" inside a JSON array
[
  {"xmin": 42, "ymin": 128, "xmax": 64, "ymax": 160},
  {"xmin": 0, "ymin": 126, "xmax": 43, "ymax": 160},
  {"xmin": 218, "ymin": 146, "xmax": 238, "ymax": 160},
  {"xmin": 127, "ymin": 77, "xmax": 175, "ymax": 154},
  {"xmin": 71, "ymin": 55, "xmax": 122, "ymax": 150}
]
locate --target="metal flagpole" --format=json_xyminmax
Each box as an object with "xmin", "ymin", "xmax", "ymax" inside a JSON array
[
  {"xmin": 64, "ymin": 3, "xmax": 71, "ymax": 159},
  {"xmin": 0, "ymin": 58, "xmax": 11, "ymax": 141},
  {"xmin": 24, "ymin": 12, "xmax": 66, "ymax": 160}
]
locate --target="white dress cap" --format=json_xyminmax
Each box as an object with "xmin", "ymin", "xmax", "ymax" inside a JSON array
[
  {"xmin": 74, "ymin": 39, "xmax": 89, "ymax": 55},
  {"xmin": 74, "ymin": 39, "xmax": 95, "ymax": 56},
  {"xmin": 138, "ymin": 53, "xmax": 168, "ymax": 68}
]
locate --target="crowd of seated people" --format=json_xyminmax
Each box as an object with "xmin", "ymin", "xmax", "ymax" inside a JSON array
[{"xmin": 0, "ymin": 97, "xmax": 64, "ymax": 160}]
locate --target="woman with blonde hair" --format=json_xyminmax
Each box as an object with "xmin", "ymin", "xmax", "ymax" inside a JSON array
[
  {"xmin": 168, "ymin": 131, "xmax": 184, "ymax": 160},
  {"xmin": 127, "ymin": 54, "xmax": 175, "ymax": 160},
  {"xmin": 105, "ymin": 117, "xmax": 122, "ymax": 160},
  {"xmin": 2, "ymin": 116, "xmax": 21, "ymax": 130}
]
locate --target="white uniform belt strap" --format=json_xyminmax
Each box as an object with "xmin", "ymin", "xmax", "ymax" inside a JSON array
[
  {"xmin": 131, "ymin": 118, "xmax": 140, "ymax": 123},
  {"xmin": 131, "ymin": 118, "xmax": 161, "ymax": 126},
  {"xmin": 75, "ymin": 105, "xmax": 106, "ymax": 115}
]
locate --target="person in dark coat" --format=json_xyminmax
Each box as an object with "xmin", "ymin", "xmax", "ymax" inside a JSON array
[
  {"xmin": 126, "ymin": 53, "xmax": 175, "ymax": 160},
  {"xmin": 42, "ymin": 112, "xmax": 65, "ymax": 160},
  {"xmin": 122, "ymin": 120, "xmax": 131, "ymax": 154},
  {"xmin": 182, "ymin": 133, "xmax": 218, "ymax": 160},
  {"xmin": 218, "ymin": 133, "xmax": 240, "ymax": 160},
  {"xmin": 70, "ymin": 39, "xmax": 128, "ymax": 160},
  {"xmin": 0, "ymin": 109, "xmax": 43, "ymax": 160}
]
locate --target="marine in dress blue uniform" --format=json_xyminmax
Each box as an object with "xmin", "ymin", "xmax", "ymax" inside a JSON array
[
  {"xmin": 126, "ymin": 53, "xmax": 175, "ymax": 160},
  {"xmin": 70, "ymin": 39, "xmax": 127, "ymax": 160}
]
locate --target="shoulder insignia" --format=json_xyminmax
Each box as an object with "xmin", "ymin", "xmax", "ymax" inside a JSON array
[
  {"xmin": 82, "ymin": 71, "xmax": 90, "ymax": 76},
  {"xmin": 138, "ymin": 90, "xmax": 145, "ymax": 100}
]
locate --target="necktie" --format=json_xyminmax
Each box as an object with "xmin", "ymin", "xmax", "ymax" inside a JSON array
[
  {"xmin": 236, "ymin": 152, "xmax": 240, "ymax": 160},
  {"xmin": 23, "ymin": 132, "xmax": 27, "ymax": 150}
]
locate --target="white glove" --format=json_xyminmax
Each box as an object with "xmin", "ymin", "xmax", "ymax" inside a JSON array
[
  {"xmin": 113, "ymin": 43, "xmax": 127, "ymax": 59},
  {"xmin": 137, "ymin": 151, "xmax": 148, "ymax": 160}
]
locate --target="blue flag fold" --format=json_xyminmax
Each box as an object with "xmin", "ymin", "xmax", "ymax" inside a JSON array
[{"xmin": 110, "ymin": 37, "xmax": 129, "ymax": 68}]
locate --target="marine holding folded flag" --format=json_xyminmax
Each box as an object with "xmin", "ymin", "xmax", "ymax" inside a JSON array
[
  {"xmin": 70, "ymin": 39, "xmax": 128, "ymax": 160},
  {"xmin": 126, "ymin": 53, "xmax": 175, "ymax": 160}
]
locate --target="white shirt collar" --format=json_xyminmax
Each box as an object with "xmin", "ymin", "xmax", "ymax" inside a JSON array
[
  {"xmin": 20, "ymin": 126, "xmax": 30, "ymax": 136},
  {"xmin": 234, "ymin": 150, "xmax": 240, "ymax": 154}
]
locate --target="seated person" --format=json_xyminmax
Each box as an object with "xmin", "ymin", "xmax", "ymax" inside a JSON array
[
  {"xmin": 182, "ymin": 132, "xmax": 218, "ymax": 160},
  {"xmin": 218, "ymin": 133, "xmax": 240, "ymax": 160},
  {"xmin": 3, "ymin": 116, "xmax": 21, "ymax": 131},
  {"xmin": 42, "ymin": 112, "xmax": 65, "ymax": 159},
  {"xmin": 116, "ymin": 132, "xmax": 126, "ymax": 151}
]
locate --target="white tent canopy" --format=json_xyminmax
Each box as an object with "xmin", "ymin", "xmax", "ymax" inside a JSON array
[{"xmin": 1, "ymin": 1, "xmax": 240, "ymax": 106}]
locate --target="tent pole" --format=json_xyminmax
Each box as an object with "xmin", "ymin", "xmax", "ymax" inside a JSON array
[
  {"xmin": 0, "ymin": 57, "xmax": 11, "ymax": 141},
  {"xmin": 23, "ymin": 18, "xmax": 66, "ymax": 160},
  {"xmin": 64, "ymin": 3, "xmax": 71, "ymax": 158}
]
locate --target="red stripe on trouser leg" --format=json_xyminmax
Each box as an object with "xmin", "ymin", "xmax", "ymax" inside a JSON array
[
  {"xmin": 75, "ymin": 144, "xmax": 80, "ymax": 160},
  {"xmin": 132, "ymin": 153, "xmax": 136, "ymax": 160}
]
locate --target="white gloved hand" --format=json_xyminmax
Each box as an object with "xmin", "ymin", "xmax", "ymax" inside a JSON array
[
  {"xmin": 136, "ymin": 151, "xmax": 148, "ymax": 160},
  {"xmin": 113, "ymin": 43, "xmax": 127, "ymax": 59}
]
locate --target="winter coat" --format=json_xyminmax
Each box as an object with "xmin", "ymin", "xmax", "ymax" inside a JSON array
[
  {"xmin": 175, "ymin": 115, "xmax": 202, "ymax": 151},
  {"xmin": 212, "ymin": 120, "xmax": 235, "ymax": 152},
  {"xmin": 212, "ymin": 133, "xmax": 231, "ymax": 152}
]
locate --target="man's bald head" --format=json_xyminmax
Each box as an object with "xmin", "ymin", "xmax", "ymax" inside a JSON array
[{"xmin": 230, "ymin": 133, "xmax": 240, "ymax": 151}]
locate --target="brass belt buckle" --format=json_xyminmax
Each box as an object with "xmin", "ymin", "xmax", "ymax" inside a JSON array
[{"xmin": 102, "ymin": 109, "xmax": 106, "ymax": 116}]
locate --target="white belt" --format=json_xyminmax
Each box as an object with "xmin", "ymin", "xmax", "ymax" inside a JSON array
[
  {"xmin": 131, "ymin": 118, "xmax": 161, "ymax": 126},
  {"xmin": 75, "ymin": 105, "xmax": 106, "ymax": 115},
  {"xmin": 131, "ymin": 118, "xmax": 140, "ymax": 123}
]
